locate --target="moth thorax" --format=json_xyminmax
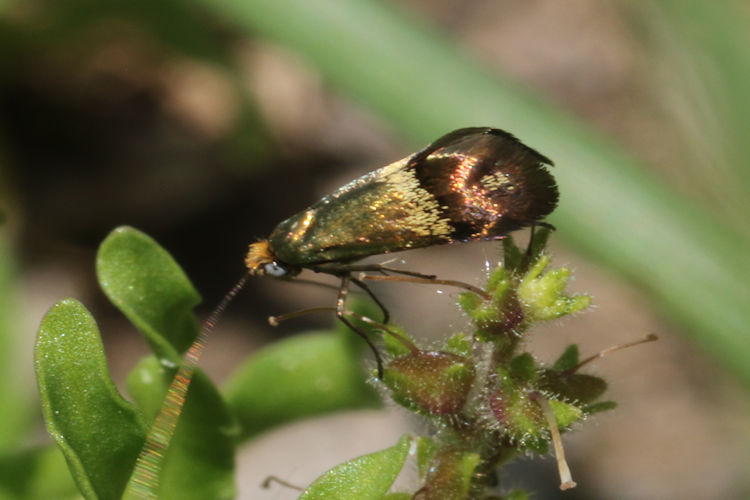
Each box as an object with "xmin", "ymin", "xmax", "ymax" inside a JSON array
[{"xmin": 245, "ymin": 240, "xmax": 275, "ymax": 274}]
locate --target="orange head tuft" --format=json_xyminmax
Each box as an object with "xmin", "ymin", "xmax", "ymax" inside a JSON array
[{"xmin": 245, "ymin": 240, "xmax": 275, "ymax": 274}]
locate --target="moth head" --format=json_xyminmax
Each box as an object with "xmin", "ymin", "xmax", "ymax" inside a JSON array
[{"xmin": 245, "ymin": 241, "xmax": 298, "ymax": 278}]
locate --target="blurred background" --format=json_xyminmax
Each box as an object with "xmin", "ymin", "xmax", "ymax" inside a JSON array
[{"xmin": 2, "ymin": 0, "xmax": 750, "ymax": 498}]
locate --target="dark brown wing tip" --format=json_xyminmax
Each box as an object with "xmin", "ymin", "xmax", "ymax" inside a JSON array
[
  {"xmin": 417, "ymin": 128, "xmax": 554, "ymax": 167},
  {"xmin": 525, "ymin": 163, "xmax": 559, "ymax": 214},
  {"xmin": 482, "ymin": 128, "xmax": 554, "ymax": 167},
  {"xmin": 481, "ymin": 128, "xmax": 559, "ymax": 225}
]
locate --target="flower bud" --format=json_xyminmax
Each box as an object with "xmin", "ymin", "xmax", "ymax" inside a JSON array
[
  {"xmin": 518, "ymin": 256, "xmax": 590, "ymax": 321},
  {"xmin": 384, "ymin": 351, "xmax": 475, "ymax": 416},
  {"xmin": 459, "ymin": 265, "xmax": 525, "ymax": 339},
  {"xmin": 416, "ymin": 448, "xmax": 479, "ymax": 500}
]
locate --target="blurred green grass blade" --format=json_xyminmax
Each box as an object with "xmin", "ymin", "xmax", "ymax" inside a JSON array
[
  {"xmin": 223, "ymin": 330, "xmax": 380, "ymax": 441},
  {"xmin": 636, "ymin": 0, "xmax": 750, "ymax": 234},
  {"xmin": 0, "ymin": 446, "xmax": 81, "ymax": 500},
  {"xmin": 0, "ymin": 230, "xmax": 33, "ymax": 449},
  {"xmin": 199, "ymin": 0, "xmax": 750, "ymax": 385},
  {"xmin": 125, "ymin": 356, "xmax": 237, "ymax": 500},
  {"xmin": 34, "ymin": 299, "xmax": 148, "ymax": 500},
  {"xmin": 299, "ymin": 435, "xmax": 411, "ymax": 500},
  {"xmin": 97, "ymin": 226, "xmax": 200, "ymax": 361}
]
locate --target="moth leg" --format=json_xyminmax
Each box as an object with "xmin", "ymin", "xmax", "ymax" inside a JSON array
[
  {"xmin": 361, "ymin": 274, "xmax": 492, "ymax": 301},
  {"xmin": 526, "ymin": 224, "xmax": 538, "ymax": 259},
  {"xmin": 337, "ymin": 275, "xmax": 384, "ymax": 379},
  {"xmin": 355, "ymin": 263, "xmax": 436, "ymax": 280},
  {"xmin": 324, "ymin": 262, "xmax": 437, "ymax": 280},
  {"xmin": 269, "ymin": 304, "xmax": 412, "ymax": 359},
  {"xmin": 345, "ymin": 310, "xmax": 418, "ymax": 353},
  {"xmin": 268, "ymin": 306, "xmax": 336, "ymax": 326},
  {"xmin": 375, "ymin": 266, "xmax": 437, "ymax": 280},
  {"xmin": 351, "ymin": 276, "xmax": 390, "ymax": 324}
]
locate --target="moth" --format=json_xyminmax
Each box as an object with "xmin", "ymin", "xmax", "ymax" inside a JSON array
[{"xmin": 246, "ymin": 127, "xmax": 558, "ymax": 375}]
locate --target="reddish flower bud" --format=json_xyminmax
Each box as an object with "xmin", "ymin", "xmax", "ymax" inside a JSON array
[{"xmin": 384, "ymin": 351, "xmax": 475, "ymax": 416}]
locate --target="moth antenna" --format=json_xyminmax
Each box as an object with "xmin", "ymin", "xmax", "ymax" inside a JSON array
[
  {"xmin": 125, "ymin": 272, "xmax": 250, "ymax": 497},
  {"xmin": 563, "ymin": 333, "xmax": 658, "ymax": 376},
  {"xmin": 530, "ymin": 392, "xmax": 576, "ymax": 491}
]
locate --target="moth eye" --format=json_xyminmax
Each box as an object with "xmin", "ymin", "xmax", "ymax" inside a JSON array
[{"xmin": 264, "ymin": 262, "xmax": 288, "ymax": 277}]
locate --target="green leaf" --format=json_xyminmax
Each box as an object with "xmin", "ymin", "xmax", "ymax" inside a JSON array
[
  {"xmin": 299, "ymin": 435, "xmax": 411, "ymax": 500},
  {"xmin": 443, "ymin": 333, "xmax": 472, "ymax": 358},
  {"xmin": 583, "ymin": 400, "xmax": 617, "ymax": 415},
  {"xmin": 525, "ymin": 226, "xmax": 552, "ymax": 264},
  {"xmin": 125, "ymin": 356, "xmax": 238, "ymax": 500},
  {"xmin": 457, "ymin": 292, "xmax": 482, "ymax": 315},
  {"xmin": 553, "ymin": 345, "xmax": 580, "ymax": 372},
  {"xmin": 505, "ymin": 490, "xmax": 530, "ymax": 500},
  {"xmin": 93, "ymin": 226, "xmax": 236, "ymax": 499},
  {"xmin": 415, "ymin": 437, "xmax": 437, "ymax": 479},
  {"xmin": 34, "ymin": 299, "xmax": 148, "ymax": 500},
  {"xmin": 382, "ymin": 325, "xmax": 414, "ymax": 358},
  {"xmin": 503, "ymin": 227, "xmax": 551, "ymax": 275},
  {"xmin": 0, "ymin": 446, "xmax": 80, "ymax": 500},
  {"xmin": 223, "ymin": 330, "xmax": 380, "ymax": 441},
  {"xmin": 96, "ymin": 226, "xmax": 200, "ymax": 361},
  {"xmin": 548, "ymin": 399, "xmax": 583, "ymax": 428},
  {"xmin": 509, "ymin": 354, "xmax": 536, "ymax": 383},
  {"xmin": 539, "ymin": 370, "xmax": 608, "ymax": 405},
  {"xmin": 501, "ymin": 236, "xmax": 523, "ymax": 272}
]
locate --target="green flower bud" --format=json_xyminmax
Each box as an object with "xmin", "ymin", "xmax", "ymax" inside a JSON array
[
  {"xmin": 518, "ymin": 256, "xmax": 591, "ymax": 321},
  {"xmin": 460, "ymin": 265, "xmax": 526, "ymax": 339},
  {"xmin": 417, "ymin": 448, "xmax": 479, "ymax": 500}
]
